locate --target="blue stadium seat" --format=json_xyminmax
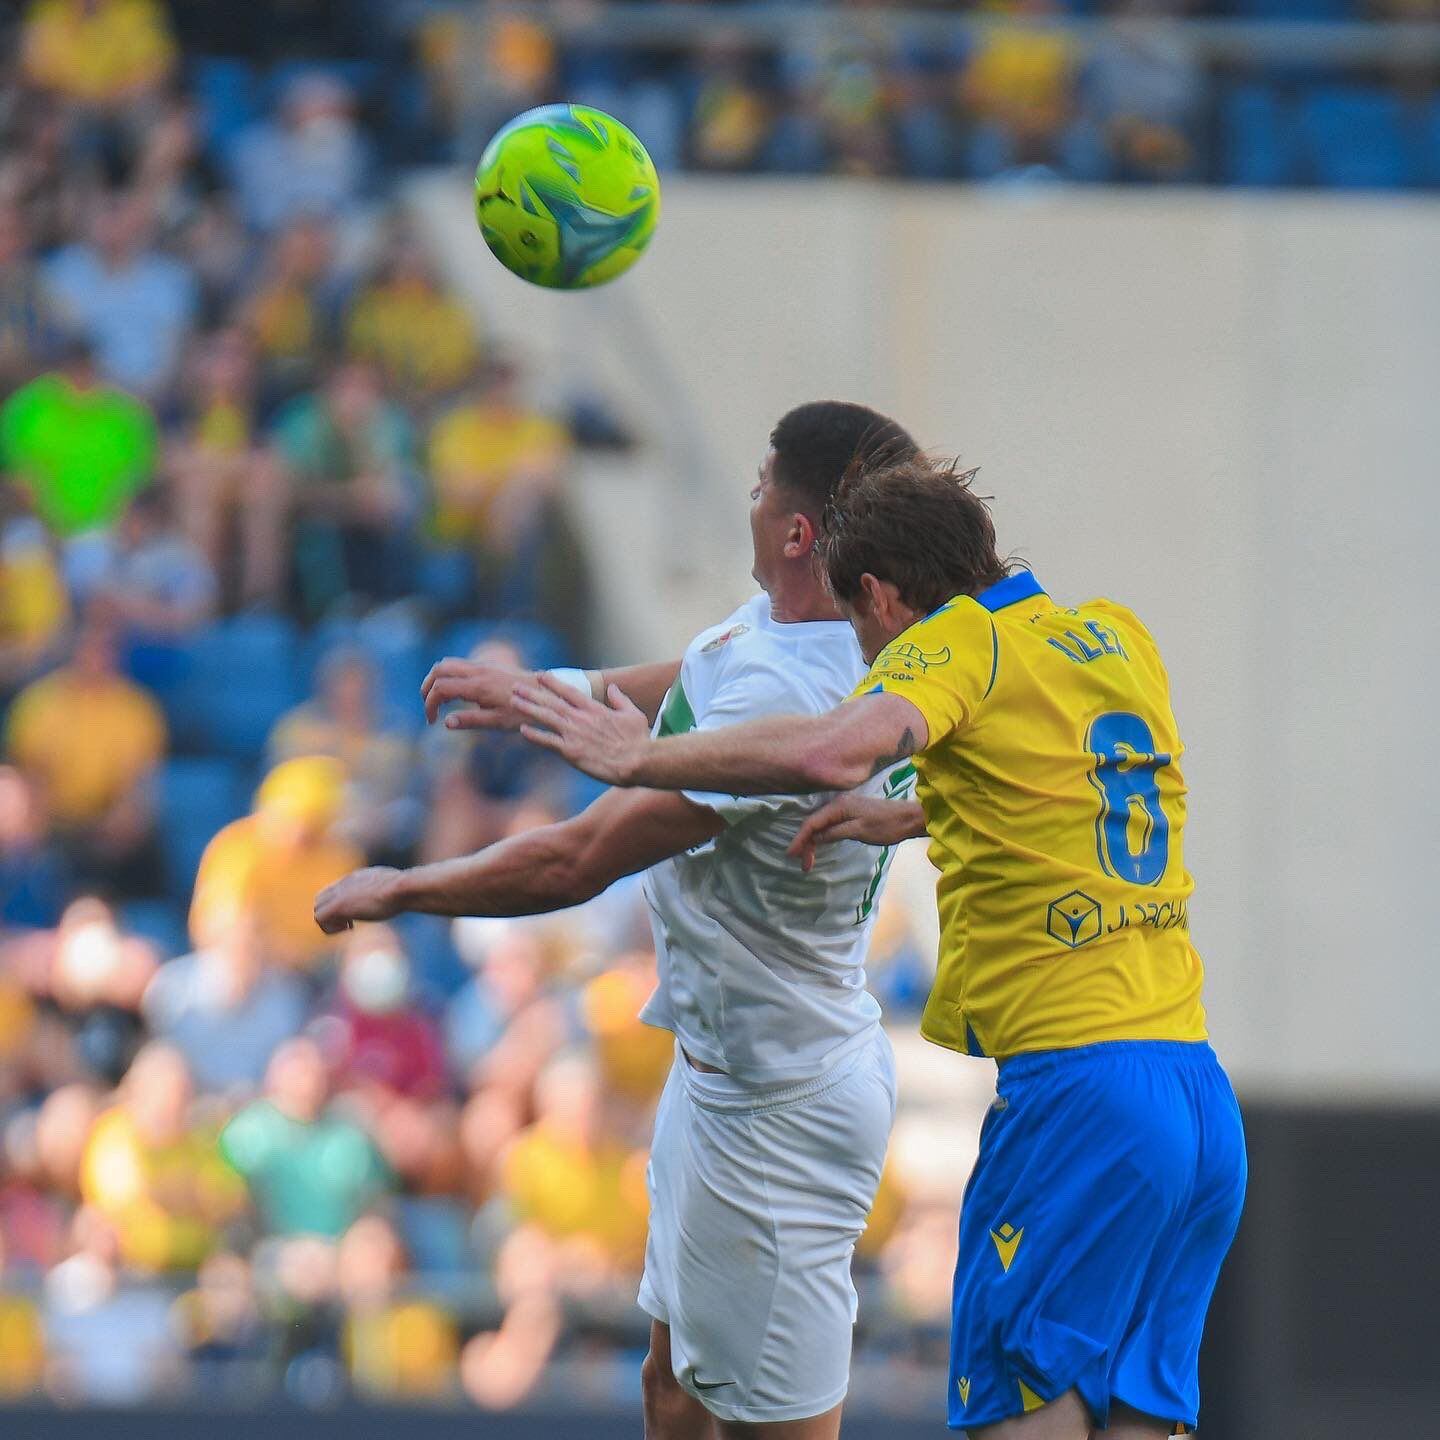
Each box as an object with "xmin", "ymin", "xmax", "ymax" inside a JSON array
[
  {"xmin": 120, "ymin": 899, "xmax": 190, "ymax": 961},
  {"xmin": 1221, "ymin": 85, "xmax": 1300, "ymax": 187},
  {"xmin": 262, "ymin": 60, "xmax": 383, "ymax": 111},
  {"xmin": 175, "ymin": 614, "xmax": 305, "ymax": 761},
  {"xmin": 156, "ymin": 758, "xmax": 250, "ymax": 902},
  {"xmin": 306, "ymin": 610, "xmax": 432, "ymax": 736},
  {"xmin": 436, "ymin": 619, "xmax": 571, "ymax": 672},
  {"xmin": 1231, "ymin": 0, "xmax": 1353, "ymax": 20},
  {"xmin": 192, "ymin": 57, "xmax": 260, "ymax": 164},
  {"xmin": 390, "ymin": 913, "xmax": 470, "ymax": 1007},
  {"xmin": 1299, "ymin": 87, "xmax": 1415, "ymax": 190},
  {"xmin": 1416, "ymin": 95, "xmax": 1440, "ymax": 188},
  {"xmin": 413, "ymin": 547, "xmax": 476, "ymax": 618}
]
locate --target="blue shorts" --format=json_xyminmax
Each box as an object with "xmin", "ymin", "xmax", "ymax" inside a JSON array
[{"xmin": 949, "ymin": 1040, "xmax": 1246, "ymax": 1433}]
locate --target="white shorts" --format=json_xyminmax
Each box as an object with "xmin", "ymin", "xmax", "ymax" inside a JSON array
[{"xmin": 637, "ymin": 1028, "xmax": 897, "ymax": 1424}]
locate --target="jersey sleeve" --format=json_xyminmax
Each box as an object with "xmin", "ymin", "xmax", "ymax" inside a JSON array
[
  {"xmin": 682, "ymin": 654, "xmax": 823, "ymax": 825},
  {"xmin": 850, "ymin": 602, "xmax": 997, "ymax": 748}
]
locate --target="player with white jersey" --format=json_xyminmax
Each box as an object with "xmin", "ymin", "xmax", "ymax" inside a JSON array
[{"xmin": 315, "ymin": 402, "xmax": 921, "ymax": 1440}]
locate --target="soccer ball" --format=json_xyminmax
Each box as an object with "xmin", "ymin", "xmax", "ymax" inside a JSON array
[{"xmin": 473, "ymin": 103, "xmax": 661, "ymax": 290}]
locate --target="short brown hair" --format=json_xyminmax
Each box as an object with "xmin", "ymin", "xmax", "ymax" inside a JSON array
[{"xmin": 820, "ymin": 456, "xmax": 1009, "ymax": 614}]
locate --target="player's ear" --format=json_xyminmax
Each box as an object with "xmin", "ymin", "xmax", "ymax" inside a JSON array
[
  {"xmin": 857, "ymin": 572, "xmax": 885, "ymax": 616},
  {"xmin": 786, "ymin": 510, "xmax": 817, "ymax": 559}
]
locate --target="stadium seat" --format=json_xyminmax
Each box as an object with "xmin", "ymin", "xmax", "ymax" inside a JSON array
[
  {"xmin": 1299, "ymin": 87, "xmax": 1415, "ymax": 190},
  {"xmin": 395, "ymin": 1196, "xmax": 472, "ymax": 1279},
  {"xmin": 1231, "ymin": 0, "xmax": 1353, "ymax": 21},
  {"xmin": 174, "ymin": 614, "xmax": 305, "ymax": 761},
  {"xmin": 1220, "ymin": 84, "xmax": 1301, "ymax": 187},
  {"xmin": 119, "ymin": 898, "xmax": 190, "ymax": 962},
  {"xmin": 391, "ymin": 912, "xmax": 470, "ymax": 1007},
  {"xmin": 413, "ymin": 547, "xmax": 477, "ymax": 619},
  {"xmin": 192, "ymin": 57, "xmax": 260, "ymax": 164},
  {"xmin": 304, "ymin": 608, "xmax": 433, "ymax": 735},
  {"xmin": 1416, "ymin": 94, "xmax": 1440, "ymax": 189},
  {"xmin": 156, "ymin": 757, "xmax": 250, "ymax": 902},
  {"xmin": 436, "ymin": 619, "xmax": 572, "ymax": 673}
]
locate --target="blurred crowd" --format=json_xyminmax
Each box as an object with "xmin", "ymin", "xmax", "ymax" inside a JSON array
[
  {"xmin": 0, "ymin": 0, "xmax": 967, "ymax": 1412},
  {"xmin": 426, "ymin": 0, "xmax": 1440, "ymax": 189}
]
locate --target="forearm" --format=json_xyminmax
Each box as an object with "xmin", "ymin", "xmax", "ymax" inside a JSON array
[
  {"xmin": 592, "ymin": 659, "xmax": 681, "ymax": 723},
  {"xmin": 630, "ymin": 714, "xmax": 854, "ymax": 796},
  {"xmin": 391, "ymin": 820, "xmax": 600, "ymax": 918}
]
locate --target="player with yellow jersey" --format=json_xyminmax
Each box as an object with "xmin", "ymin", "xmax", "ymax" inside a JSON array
[{"xmin": 513, "ymin": 456, "xmax": 1247, "ymax": 1440}]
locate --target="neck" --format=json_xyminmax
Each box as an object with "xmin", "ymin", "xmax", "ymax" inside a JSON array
[{"xmin": 765, "ymin": 568, "xmax": 844, "ymax": 625}]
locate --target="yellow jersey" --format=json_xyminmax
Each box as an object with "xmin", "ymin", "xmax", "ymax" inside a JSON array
[{"xmin": 854, "ymin": 571, "xmax": 1207, "ymax": 1060}]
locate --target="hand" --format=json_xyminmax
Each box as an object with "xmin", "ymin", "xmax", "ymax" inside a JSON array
[
  {"xmin": 422, "ymin": 657, "xmax": 531, "ymax": 729},
  {"xmin": 788, "ymin": 796, "xmax": 924, "ymax": 873},
  {"xmin": 512, "ymin": 673, "xmax": 652, "ymax": 785},
  {"xmin": 314, "ymin": 867, "xmax": 403, "ymax": 934}
]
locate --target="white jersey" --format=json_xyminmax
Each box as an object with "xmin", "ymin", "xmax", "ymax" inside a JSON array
[{"xmin": 640, "ymin": 594, "xmax": 915, "ymax": 1085}]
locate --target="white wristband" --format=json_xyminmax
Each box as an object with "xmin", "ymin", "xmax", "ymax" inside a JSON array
[{"xmin": 546, "ymin": 667, "xmax": 593, "ymax": 698}]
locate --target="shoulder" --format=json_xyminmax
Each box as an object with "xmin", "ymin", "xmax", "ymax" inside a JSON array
[
  {"xmin": 685, "ymin": 598, "xmax": 838, "ymax": 717},
  {"xmin": 1084, "ymin": 597, "xmax": 1165, "ymax": 660},
  {"xmin": 875, "ymin": 598, "xmax": 995, "ymax": 674},
  {"xmin": 684, "ymin": 594, "xmax": 768, "ymax": 663}
]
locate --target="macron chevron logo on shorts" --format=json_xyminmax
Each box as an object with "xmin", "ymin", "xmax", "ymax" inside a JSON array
[{"xmin": 990, "ymin": 1222, "xmax": 1024, "ymax": 1271}]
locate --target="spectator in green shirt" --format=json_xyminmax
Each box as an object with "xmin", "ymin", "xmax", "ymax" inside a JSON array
[
  {"xmin": 221, "ymin": 1035, "xmax": 391, "ymax": 1239},
  {"xmin": 271, "ymin": 358, "xmax": 417, "ymax": 618},
  {"xmin": 0, "ymin": 338, "xmax": 157, "ymax": 536}
]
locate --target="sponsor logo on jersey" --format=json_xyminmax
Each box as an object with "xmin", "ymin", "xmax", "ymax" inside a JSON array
[
  {"xmin": 876, "ymin": 641, "xmax": 951, "ymax": 674},
  {"xmin": 990, "ymin": 1222, "xmax": 1024, "ymax": 1272},
  {"xmin": 701, "ymin": 623, "xmax": 749, "ymax": 652},
  {"xmin": 957, "ymin": 1377, "xmax": 972, "ymax": 1405},
  {"xmin": 1045, "ymin": 890, "xmax": 1102, "ymax": 949}
]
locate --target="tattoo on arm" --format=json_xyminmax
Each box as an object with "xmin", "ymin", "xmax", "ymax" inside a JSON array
[{"xmin": 868, "ymin": 726, "xmax": 918, "ymax": 777}]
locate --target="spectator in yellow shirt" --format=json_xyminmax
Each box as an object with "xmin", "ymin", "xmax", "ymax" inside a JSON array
[
  {"xmin": 189, "ymin": 756, "xmax": 362, "ymax": 970},
  {"xmin": 5, "ymin": 616, "xmax": 166, "ymax": 897},
  {"xmin": 167, "ymin": 327, "xmax": 288, "ymax": 608},
  {"xmin": 345, "ymin": 232, "xmax": 479, "ymax": 405},
  {"xmin": 79, "ymin": 1042, "xmax": 245, "ymax": 1272},
  {"xmin": 339, "ymin": 1214, "xmax": 459, "ymax": 1401},
  {"xmin": 239, "ymin": 218, "xmax": 345, "ymax": 408},
  {"xmin": 428, "ymin": 358, "xmax": 568, "ymax": 554},
  {"xmin": 961, "ymin": 0, "xmax": 1079, "ymax": 152},
  {"xmin": 266, "ymin": 648, "xmax": 417, "ymax": 861},
  {"xmin": 427, "ymin": 358, "xmax": 591, "ymax": 649},
  {"xmin": 21, "ymin": 0, "xmax": 176, "ymax": 110},
  {"xmin": 0, "ymin": 503, "xmax": 69, "ymax": 689},
  {"xmin": 500, "ymin": 1052, "xmax": 649, "ymax": 1274}
]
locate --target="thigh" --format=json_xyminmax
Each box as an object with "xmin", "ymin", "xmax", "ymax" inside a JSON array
[
  {"xmin": 712, "ymin": 1399, "xmax": 844, "ymax": 1440},
  {"xmin": 965, "ymin": 1388, "xmax": 1091, "ymax": 1440},
  {"xmin": 661, "ymin": 1041, "xmax": 894, "ymax": 1427},
  {"xmin": 645, "ymin": 1320, "xmax": 716, "ymax": 1440},
  {"xmin": 949, "ymin": 1047, "xmax": 1200, "ymax": 1434},
  {"xmin": 1109, "ymin": 1053, "xmax": 1247, "ymax": 1430}
]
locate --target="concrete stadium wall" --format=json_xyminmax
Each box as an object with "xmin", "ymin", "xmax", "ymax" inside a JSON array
[{"xmin": 413, "ymin": 176, "xmax": 1440, "ymax": 1101}]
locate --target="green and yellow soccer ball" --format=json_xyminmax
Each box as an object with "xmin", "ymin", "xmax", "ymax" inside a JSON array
[{"xmin": 474, "ymin": 103, "xmax": 660, "ymax": 290}]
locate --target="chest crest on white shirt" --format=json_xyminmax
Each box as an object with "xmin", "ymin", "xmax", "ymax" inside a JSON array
[{"xmin": 700, "ymin": 623, "xmax": 750, "ymax": 653}]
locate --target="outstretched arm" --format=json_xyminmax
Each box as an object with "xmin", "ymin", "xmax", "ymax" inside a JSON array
[
  {"xmin": 422, "ymin": 656, "xmax": 682, "ymax": 731},
  {"xmin": 513, "ymin": 675, "xmax": 928, "ymax": 796},
  {"xmin": 314, "ymin": 785, "xmax": 723, "ymax": 933}
]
